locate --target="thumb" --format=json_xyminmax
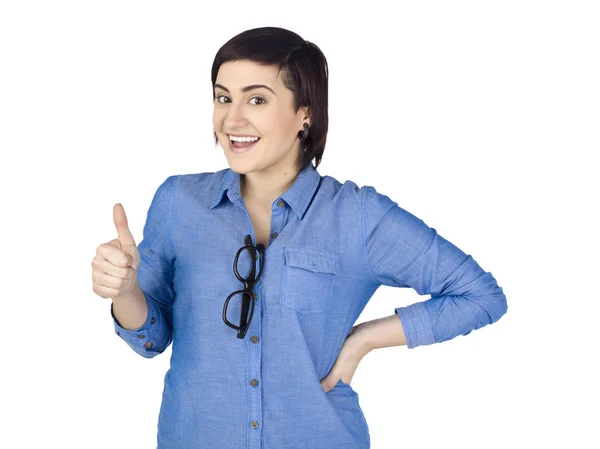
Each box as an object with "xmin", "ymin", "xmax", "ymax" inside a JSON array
[{"xmin": 113, "ymin": 203, "xmax": 137, "ymax": 248}]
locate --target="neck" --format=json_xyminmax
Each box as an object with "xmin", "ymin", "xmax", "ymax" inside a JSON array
[{"xmin": 241, "ymin": 166, "xmax": 300, "ymax": 207}]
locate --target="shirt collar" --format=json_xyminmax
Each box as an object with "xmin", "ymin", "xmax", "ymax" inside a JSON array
[{"xmin": 209, "ymin": 162, "xmax": 321, "ymax": 220}]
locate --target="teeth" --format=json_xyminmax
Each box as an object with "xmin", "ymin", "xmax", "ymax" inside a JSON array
[{"xmin": 230, "ymin": 135, "xmax": 259, "ymax": 142}]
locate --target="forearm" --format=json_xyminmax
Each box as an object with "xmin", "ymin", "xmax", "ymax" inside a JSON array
[
  {"xmin": 112, "ymin": 283, "xmax": 148, "ymax": 330},
  {"xmin": 357, "ymin": 314, "xmax": 407, "ymax": 353}
]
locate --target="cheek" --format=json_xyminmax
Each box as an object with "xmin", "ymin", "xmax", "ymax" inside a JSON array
[
  {"xmin": 212, "ymin": 110, "xmax": 221, "ymax": 127},
  {"xmin": 212, "ymin": 105, "xmax": 228, "ymax": 124},
  {"xmin": 258, "ymin": 110, "xmax": 289, "ymax": 138}
]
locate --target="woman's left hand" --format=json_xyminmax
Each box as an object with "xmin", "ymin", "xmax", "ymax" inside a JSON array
[{"xmin": 320, "ymin": 324, "xmax": 372, "ymax": 393}]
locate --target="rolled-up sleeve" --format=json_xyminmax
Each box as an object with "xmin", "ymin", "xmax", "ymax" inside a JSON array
[
  {"xmin": 361, "ymin": 186, "xmax": 507, "ymax": 349},
  {"xmin": 112, "ymin": 175, "xmax": 178, "ymax": 358}
]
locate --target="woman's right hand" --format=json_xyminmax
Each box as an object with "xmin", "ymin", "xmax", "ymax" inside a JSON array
[{"xmin": 92, "ymin": 203, "xmax": 141, "ymax": 300}]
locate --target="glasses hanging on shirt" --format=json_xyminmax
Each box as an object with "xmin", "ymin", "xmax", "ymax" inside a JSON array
[{"xmin": 222, "ymin": 234, "xmax": 265, "ymax": 339}]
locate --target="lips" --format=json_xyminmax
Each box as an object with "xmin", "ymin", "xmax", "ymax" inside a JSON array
[{"xmin": 228, "ymin": 137, "xmax": 260, "ymax": 153}]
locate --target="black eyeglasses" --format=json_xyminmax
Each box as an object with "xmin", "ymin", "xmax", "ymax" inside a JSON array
[{"xmin": 222, "ymin": 234, "xmax": 265, "ymax": 339}]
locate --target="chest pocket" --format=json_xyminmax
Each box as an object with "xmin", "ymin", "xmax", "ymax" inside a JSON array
[{"xmin": 280, "ymin": 247, "xmax": 340, "ymax": 314}]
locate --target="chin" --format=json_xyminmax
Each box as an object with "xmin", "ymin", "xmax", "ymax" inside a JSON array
[
  {"xmin": 228, "ymin": 165, "xmax": 253, "ymax": 175},
  {"xmin": 224, "ymin": 155, "xmax": 256, "ymax": 175},
  {"xmin": 222, "ymin": 144, "xmax": 264, "ymax": 173}
]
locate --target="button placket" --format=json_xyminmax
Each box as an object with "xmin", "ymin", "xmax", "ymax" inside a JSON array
[
  {"xmin": 246, "ymin": 273, "xmax": 262, "ymax": 443},
  {"xmin": 270, "ymin": 198, "xmax": 286, "ymax": 245}
]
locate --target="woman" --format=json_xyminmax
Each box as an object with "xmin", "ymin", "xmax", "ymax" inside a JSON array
[{"xmin": 92, "ymin": 26, "xmax": 508, "ymax": 449}]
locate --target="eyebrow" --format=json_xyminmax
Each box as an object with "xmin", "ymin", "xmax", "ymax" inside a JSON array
[{"xmin": 214, "ymin": 83, "xmax": 276, "ymax": 95}]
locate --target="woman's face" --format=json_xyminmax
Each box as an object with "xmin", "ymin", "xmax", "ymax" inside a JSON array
[{"xmin": 213, "ymin": 59, "xmax": 310, "ymax": 177}]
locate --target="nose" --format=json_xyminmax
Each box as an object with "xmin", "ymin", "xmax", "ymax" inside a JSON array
[{"xmin": 223, "ymin": 101, "xmax": 249, "ymax": 129}]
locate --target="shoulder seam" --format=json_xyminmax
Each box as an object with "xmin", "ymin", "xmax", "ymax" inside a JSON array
[
  {"xmin": 165, "ymin": 175, "xmax": 178, "ymax": 261},
  {"xmin": 361, "ymin": 186, "xmax": 379, "ymax": 282},
  {"xmin": 361, "ymin": 186, "xmax": 396, "ymax": 283}
]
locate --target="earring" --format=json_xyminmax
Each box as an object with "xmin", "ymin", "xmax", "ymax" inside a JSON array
[{"xmin": 298, "ymin": 123, "xmax": 309, "ymax": 142}]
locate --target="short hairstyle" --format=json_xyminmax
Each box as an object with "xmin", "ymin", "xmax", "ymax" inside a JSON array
[{"xmin": 211, "ymin": 27, "xmax": 329, "ymax": 171}]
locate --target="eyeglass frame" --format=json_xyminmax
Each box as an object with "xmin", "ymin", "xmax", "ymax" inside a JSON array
[{"xmin": 222, "ymin": 234, "xmax": 265, "ymax": 339}]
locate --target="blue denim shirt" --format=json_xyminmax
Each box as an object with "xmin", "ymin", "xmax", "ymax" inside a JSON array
[{"xmin": 112, "ymin": 162, "xmax": 507, "ymax": 448}]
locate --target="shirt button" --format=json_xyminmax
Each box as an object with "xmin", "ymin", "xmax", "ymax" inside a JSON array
[
  {"xmin": 250, "ymin": 379, "xmax": 259, "ymax": 387},
  {"xmin": 277, "ymin": 200, "xmax": 285, "ymax": 208},
  {"xmin": 144, "ymin": 341, "xmax": 153, "ymax": 349},
  {"xmin": 271, "ymin": 232, "xmax": 278, "ymax": 239},
  {"xmin": 150, "ymin": 317, "xmax": 156, "ymax": 324},
  {"xmin": 251, "ymin": 421, "xmax": 259, "ymax": 429},
  {"xmin": 251, "ymin": 336, "xmax": 259, "ymax": 343},
  {"xmin": 137, "ymin": 334, "xmax": 145, "ymax": 339}
]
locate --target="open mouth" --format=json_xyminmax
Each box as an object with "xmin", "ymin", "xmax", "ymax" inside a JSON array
[{"xmin": 228, "ymin": 135, "xmax": 261, "ymax": 153}]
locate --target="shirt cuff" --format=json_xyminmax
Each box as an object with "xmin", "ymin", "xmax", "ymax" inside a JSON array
[
  {"xmin": 111, "ymin": 300, "xmax": 162, "ymax": 358},
  {"xmin": 395, "ymin": 302, "xmax": 436, "ymax": 349}
]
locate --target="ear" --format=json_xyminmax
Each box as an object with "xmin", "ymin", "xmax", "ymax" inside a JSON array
[{"xmin": 302, "ymin": 106, "xmax": 311, "ymax": 127}]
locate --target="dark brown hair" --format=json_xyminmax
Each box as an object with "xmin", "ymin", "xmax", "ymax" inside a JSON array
[{"xmin": 211, "ymin": 27, "xmax": 329, "ymax": 171}]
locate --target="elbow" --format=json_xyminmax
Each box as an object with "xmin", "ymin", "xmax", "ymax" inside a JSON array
[
  {"xmin": 475, "ymin": 287, "xmax": 508, "ymax": 327},
  {"xmin": 428, "ymin": 289, "xmax": 507, "ymax": 344},
  {"xmin": 472, "ymin": 272, "xmax": 508, "ymax": 325},
  {"xmin": 490, "ymin": 281, "xmax": 508, "ymax": 322},
  {"xmin": 488, "ymin": 291, "xmax": 508, "ymax": 324}
]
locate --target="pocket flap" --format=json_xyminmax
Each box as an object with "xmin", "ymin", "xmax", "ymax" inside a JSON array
[{"xmin": 283, "ymin": 247, "xmax": 340, "ymax": 275}]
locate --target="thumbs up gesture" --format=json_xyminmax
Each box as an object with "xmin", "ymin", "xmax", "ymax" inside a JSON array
[{"xmin": 91, "ymin": 203, "xmax": 141, "ymax": 300}]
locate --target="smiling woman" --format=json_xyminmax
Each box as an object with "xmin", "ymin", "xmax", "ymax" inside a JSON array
[
  {"xmin": 210, "ymin": 28, "xmax": 328, "ymax": 182},
  {"xmin": 100, "ymin": 25, "xmax": 508, "ymax": 449},
  {"xmin": 213, "ymin": 59, "xmax": 310, "ymax": 169}
]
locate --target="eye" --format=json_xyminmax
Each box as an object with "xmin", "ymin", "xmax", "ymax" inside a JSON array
[
  {"xmin": 215, "ymin": 95, "xmax": 230, "ymax": 104},
  {"xmin": 249, "ymin": 96, "xmax": 266, "ymax": 105}
]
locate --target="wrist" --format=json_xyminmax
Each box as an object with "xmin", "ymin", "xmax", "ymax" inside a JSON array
[{"xmin": 349, "ymin": 323, "xmax": 374, "ymax": 357}]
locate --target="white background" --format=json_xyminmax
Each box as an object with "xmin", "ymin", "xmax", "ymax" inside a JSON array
[{"xmin": 1, "ymin": 1, "xmax": 598, "ymax": 448}]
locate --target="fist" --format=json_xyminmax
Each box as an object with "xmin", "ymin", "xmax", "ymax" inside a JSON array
[{"xmin": 91, "ymin": 203, "xmax": 141, "ymax": 300}]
